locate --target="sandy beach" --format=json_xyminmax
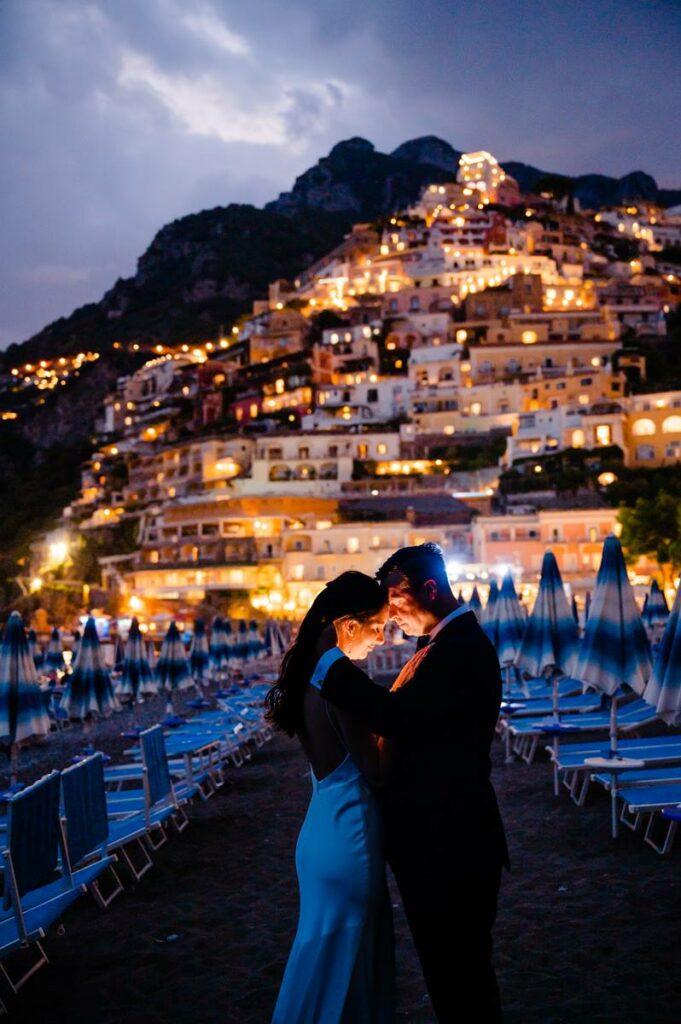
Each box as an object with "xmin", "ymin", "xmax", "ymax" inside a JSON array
[{"xmin": 2, "ymin": 702, "xmax": 680, "ymax": 1024}]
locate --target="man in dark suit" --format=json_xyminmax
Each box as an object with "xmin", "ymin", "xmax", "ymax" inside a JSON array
[{"xmin": 320, "ymin": 543, "xmax": 508, "ymax": 1023}]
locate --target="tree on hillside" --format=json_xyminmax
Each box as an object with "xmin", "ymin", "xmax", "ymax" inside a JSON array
[{"xmin": 618, "ymin": 489, "xmax": 681, "ymax": 585}]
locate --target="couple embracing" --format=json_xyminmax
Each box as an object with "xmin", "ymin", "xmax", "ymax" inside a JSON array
[{"xmin": 266, "ymin": 543, "xmax": 508, "ymax": 1023}]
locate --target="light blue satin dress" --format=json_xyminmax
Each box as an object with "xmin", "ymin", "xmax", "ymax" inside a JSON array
[{"xmin": 272, "ymin": 649, "xmax": 395, "ymax": 1024}]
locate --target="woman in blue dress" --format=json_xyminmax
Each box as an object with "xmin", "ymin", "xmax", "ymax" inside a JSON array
[{"xmin": 266, "ymin": 572, "xmax": 395, "ymax": 1024}]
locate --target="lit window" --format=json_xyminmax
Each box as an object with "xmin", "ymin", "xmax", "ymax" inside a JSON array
[
  {"xmin": 662, "ymin": 416, "xmax": 681, "ymax": 434},
  {"xmin": 249, "ymin": 403, "xmax": 258, "ymax": 418},
  {"xmin": 572, "ymin": 429, "xmax": 585, "ymax": 448},
  {"xmin": 293, "ymin": 564, "xmax": 305, "ymax": 581},
  {"xmin": 347, "ymin": 537, "xmax": 360, "ymax": 554},
  {"xmin": 595, "ymin": 424, "xmax": 612, "ymax": 446},
  {"xmin": 631, "ymin": 418, "xmax": 655, "ymax": 436},
  {"xmin": 521, "ymin": 330, "xmax": 538, "ymax": 345},
  {"xmin": 377, "ymin": 443, "xmax": 387, "ymax": 455}
]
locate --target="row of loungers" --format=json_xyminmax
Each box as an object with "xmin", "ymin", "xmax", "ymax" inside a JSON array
[
  {"xmin": 498, "ymin": 683, "xmax": 681, "ymax": 854},
  {"xmin": 0, "ymin": 684, "xmax": 272, "ymax": 1014}
]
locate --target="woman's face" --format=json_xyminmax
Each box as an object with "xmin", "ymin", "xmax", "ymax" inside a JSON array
[{"xmin": 335, "ymin": 606, "xmax": 388, "ymax": 661}]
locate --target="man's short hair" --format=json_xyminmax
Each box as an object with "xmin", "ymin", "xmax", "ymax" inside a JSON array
[{"xmin": 376, "ymin": 542, "xmax": 451, "ymax": 593}]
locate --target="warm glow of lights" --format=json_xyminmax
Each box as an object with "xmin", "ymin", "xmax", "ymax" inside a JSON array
[
  {"xmin": 129, "ymin": 595, "xmax": 143, "ymax": 612},
  {"xmin": 30, "ymin": 577, "xmax": 43, "ymax": 593}
]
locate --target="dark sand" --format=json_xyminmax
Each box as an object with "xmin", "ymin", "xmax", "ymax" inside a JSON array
[{"xmin": 2, "ymin": 707, "xmax": 680, "ymax": 1024}]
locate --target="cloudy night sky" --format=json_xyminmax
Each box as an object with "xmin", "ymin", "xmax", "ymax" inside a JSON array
[{"xmin": 1, "ymin": 0, "xmax": 679, "ymax": 349}]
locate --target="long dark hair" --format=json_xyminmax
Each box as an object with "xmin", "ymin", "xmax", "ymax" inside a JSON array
[{"xmin": 264, "ymin": 571, "xmax": 385, "ymax": 736}]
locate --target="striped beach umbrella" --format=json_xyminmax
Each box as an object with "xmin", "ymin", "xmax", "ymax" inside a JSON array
[
  {"xmin": 113, "ymin": 633, "xmax": 125, "ymax": 672},
  {"xmin": 118, "ymin": 617, "xmax": 157, "ymax": 701},
  {"xmin": 146, "ymin": 637, "xmax": 158, "ymax": 674},
  {"xmin": 45, "ymin": 627, "xmax": 66, "ymax": 672},
  {"xmin": 248, "ymin": 620, "xmax": 264, "ymax": 659},
  {"xmin": 643, "ymin": 577, "xmax": 681, "ymax": 726},
  {"xmin": 209, "ymin": 616, "xmax": 228, "ymax": 677},
  {"xmin": 0, "ymin": 613, "xmax": 51, "ymax": 783},
  {"xmin": 156, "ymin": 622, "xmax": 192, "ymax": 715},
  {"xmin": 516, "ymin": 552, "xmax": 580, "ymax": 680},
  {"xmin": 467, "ymin": 586, "xmax": 483, "ymax": 621},
  {"xmin": 495, "ymin": 573, "xmax": 526, "ymax": 669},
  {"xmin": 236, "ymin": 620, "xmax": 249, "ymax": 661},
  {"xmin": 516, "ymin": 551, "xmax": 581, "ymax": 790},
  {"xmin": 189, "ymin": 618, "xmax": 210, "ymax": 684},
  {"xmin": 642, "ymin": 580, "xmax": 669, "ymax": 631},
  {"xmin": 27, "ymin": 629, "xmax": 43, "ymax": 670},
  {"xmin": 264, "ymin": 620, "xmax": 286, "ymax": 660},
  {"xmin": 223, "ymin": 619, "xmax": 237, "ymax": 666},
  {"xmin": 61, "ymin": 616, "xmax": 116, "ymax": 723},
  {"xmin": 576, "ymin": 534, "xmax": 652, "ymax": 836},
  {"xmin": 70, "ymin": 629, "xmax": 82, "ymax": 667},
  {"xmin": 482, "ymin": 580, "xmax": 500, "ymax": 644}
]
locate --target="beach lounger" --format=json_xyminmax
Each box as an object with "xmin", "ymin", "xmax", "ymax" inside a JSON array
[
  {"xmin": 549, "ymin": 736, "xmax": 681, "ymax": 805},
  {"xmin": 616, "ymin": 783, "xmax": 681, "ymax": 854},
  {"xmin": 505, "ymin": 698, "xmax": 658, "ymax": 764},
  {"xmin": 0, "ymin": 771, "xmax": 113, "ymax": 1000}
]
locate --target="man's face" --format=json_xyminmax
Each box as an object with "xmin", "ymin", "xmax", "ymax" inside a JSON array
[{"xmin": 387, "ymin": 577, "xmax": 436, "ymax": 637}]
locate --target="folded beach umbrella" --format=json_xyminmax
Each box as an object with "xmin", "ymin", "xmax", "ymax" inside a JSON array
[
  {"xmin": 495, "ymin": 573, "xmax": 526, "ymax": 668},
  {"xmin": 61, "ymin": 616, "xmax": 116, "ymax": 722},
  {"xmin": 584, "ymin": 590, "xmax": 591, "ymax": 621},
  {"xmin": 643, "ymin": 577, "xmax": 681, "ymax": 726},
  {"xmin": 516, "ymin": 551, "xmax": 580, "ymax": 680},
  {"xmin": 189, "ymin": 618, "xmax": 210, "ymax": 684},
  {"xmin": 571, "ymin": 595, "xmax": 579, "ymax": 626},
  {"xmin": 223, "ymin": 619, "xmax": 237, "ymax": 666},
  {"xmin": 264, "ymin": 620, "xmax": 287, "ymax": 660},
  {"xmin": 467, "ymin": 586, "xmax": 483, "ymax": 621},
  {"xmin": 70, "ymin": 628, "xmax": 81, "ymax": 667},
  {"xmin": 575, "ymin": 534, "xmax": 652, "ymax": 835},
  {"xmin": 236, "ymin": 619, "xmax": 249, "ymax": 660},
  {"xmin": 118, "ymin": 617, "xmax": 158, "ymax": 701},
  {"xmin": 482, "ymin": 580, "xmax": 500, "ymax": 644},
  {"xmin": 156, "ymin": 621, "xmax": 192, "ymax": 714},
  {"xmin": 0, "ymin": 612, "xmax": 51, "ymax": 784},
  {"xmin": 642, "ymin": 579, "xmax": 669, "ymax": 631},
  {"xmin": 45, "ymin": 627, "xmax": 66, "ymax": 672},
  {"xmin": 209, "ymin": 616, "xmax": 228, "ymax": 676},
  {"xmin": 248, "ymin": 620, "xmax": 264, "ymax": 659},
  {"xmin": 27, "ymin": 628, "xmax": 43, "ymax": 670},
  {"xmin": 146, "ymin": 637, "xmax": 158, "ymax": 674},
  {"xmin": 113, "ymin": 633, "xmax": 125, "ymax": 672}
]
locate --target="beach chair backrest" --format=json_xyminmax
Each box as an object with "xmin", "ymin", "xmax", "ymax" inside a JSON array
[
  {"xmin": 61, "ymin": 754, "xmax": 109, "ymax": 866},
  {"xmin": 140, "ymin": 725, "xmax": 172, "ymax": 806},
  {"xmin": 5, "ymin": 771, "xmax": 61, "ymax": 908}
]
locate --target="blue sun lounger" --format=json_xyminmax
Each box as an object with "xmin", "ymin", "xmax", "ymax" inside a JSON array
[
  {"xmin": 548, "ymin": 735, "xmax": 681, "ymax": 805},
  {"xmin": 616, "ymin": 783, "xmax": 681, "ymax": 854},
  {"xmin": 0, "ymin": 771, "xmax": 113, "ymax": 1002}
]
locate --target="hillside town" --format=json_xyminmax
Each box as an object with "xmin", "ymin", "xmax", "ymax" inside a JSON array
[{"xmin": 7, "ymin": 149, "xmax": 681, "ymax": 630}]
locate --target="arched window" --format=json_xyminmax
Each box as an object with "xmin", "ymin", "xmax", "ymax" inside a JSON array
[
  {"xmin": 662, "ymin": 415, "xmax": 681, "ymax": 434},
  {"xmin": 636, "ymin": 444, "xmax": 655, "ymax": 461},
  {"xmin": 631, "ymin": 418, "xmax": 655, "ymax": 436}
]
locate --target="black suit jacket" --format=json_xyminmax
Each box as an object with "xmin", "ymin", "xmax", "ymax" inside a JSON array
[{"xmin": 321, "ymin": 610, "xmax": 508, "ymax": 866}]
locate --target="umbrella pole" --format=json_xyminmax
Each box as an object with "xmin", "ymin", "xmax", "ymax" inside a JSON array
[
  {"xmin": 609, "ymin": 695, "xmax": 619, "ymax": 839},
  {"xmin": 552, "ymin": 670, "xmax": 561, "ymax": 797},
  {"xmin": 9, "ymin": 743, "xmax": 19, "ymax": 788}
]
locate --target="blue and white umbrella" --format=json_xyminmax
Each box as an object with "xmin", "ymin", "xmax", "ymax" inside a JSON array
[
  {"xmin": 0, "ymin": 612, "xmax": 51, "ymax": 783},
  {"xmin": 235, "ymin": 620, "xmax": 249, "ymax": 661},
  {"xmin": 156, "ymin": 621, "xmax": 192, "ymax": 715},
  {"xmin": 263, "ymin": 620, "xmax": 286, "ymax": 660},
  {"xmin": 515, "ymin": 551, "xmax": 581, "ymax": 788},
  {"xmin": 70, "ymin": 629, "xmax": 81, "ymax": 667},
  {"xmin": 189, "ymin": 618, "xmax": 210, "ymax": 685},
  {"xmin": 113, "ymin": 634, "xmax": 125, "ymax": 673},
  {"xmin": 576, "ymin": 534, "xmax": 652, "ymax": 836},
  {"xmin": 45, "ymin": 627, "xmax": 66, "ymax": 673},
  {"xmin": 146, "ymin": 637, "xmax": 158, "ymax": 675},
  {"xmin": 482, "ymin": 580, "xmax": 500, "ymax": 644},
  {"xmin": 495, "ymin": 573, "xmax": 526, "ymax": 669},
  {"xmin": 118, "ymin": 617, "xmax": 158, "ymax": 701},
  {"xmin": 516, "ymin": 551, "xmax": 580, "ymax": 680},
  {"xmin": 27, "ymin": 629, "xmax": 43, "ymax": 670},
  {"xmin": 571, "ymin": 595, "xmax": 579, "ymax": 627},
  {"xmin": 643, "ymin": 577, "xmax": 681, "ymax": 726},
  {"xmin": 642, "ymin": 579, "xmax": 669, "ymax": 632},
  {"xmin": 467, "ymin": 586, "xmax": 483, "ymax": 621},
  {"xmin": 209, "ymin": 616, "xmax": 228, "ymax": 677},
  {"xmin": 248, "ymin": 620, "xmax": 264, "ymax": 660},
  {"xmin": 61, "ymin": 616, "xmax": 116, "ymax": 723},
  {"xmin": 223, "ymin": 620, "xmax": 237, "ymax": 667}
]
